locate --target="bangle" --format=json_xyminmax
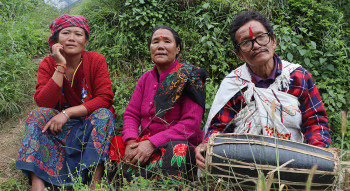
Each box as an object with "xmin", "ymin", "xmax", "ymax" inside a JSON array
[
  {"xmin": 62, "ymin": 110, "xmax": 70, "ymax": 120},
  {"xmin": 55, "ymin": 67, "xmax": 65, "ymax": 74},
  {"xmin": 56, "ymin": 63, "xmax": 67, "ymax": 70}
]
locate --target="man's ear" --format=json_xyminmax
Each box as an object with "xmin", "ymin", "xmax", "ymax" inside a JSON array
[
  {"xmin": 271, "ymin": 33, "xmax": 277, "ymax": 49},
  {"xmin": 235, "ymin": 50, "xmax": 245, "ymax": 62}
]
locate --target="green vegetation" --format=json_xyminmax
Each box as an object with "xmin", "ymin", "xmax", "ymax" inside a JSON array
[
  {"xmin": 0, "ymin": 0, "xmax": 59, "ymax": 124},
  {"xmin": 1, "ymin": 0, "xmax": 349, "ymax": 190}
]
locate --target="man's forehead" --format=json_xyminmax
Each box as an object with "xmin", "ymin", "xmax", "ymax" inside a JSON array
[{"xmin": 237, "ymin": 21, "xmax": 267, "ymax": 34}]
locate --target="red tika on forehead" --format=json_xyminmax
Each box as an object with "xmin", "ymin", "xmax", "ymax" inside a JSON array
[{"xmin": 249, "ymin": 26, "xmax": 254, "ymax": 39}]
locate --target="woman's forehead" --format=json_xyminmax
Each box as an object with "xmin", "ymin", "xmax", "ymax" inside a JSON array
[{"xmin": 152, "ymin": 29, "xmax": 174, "ymax": 39}]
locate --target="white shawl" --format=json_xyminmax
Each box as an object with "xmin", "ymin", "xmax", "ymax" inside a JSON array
[{"xmin": 204, "ymin": 60, "xmax": 304, "ymax": 142}]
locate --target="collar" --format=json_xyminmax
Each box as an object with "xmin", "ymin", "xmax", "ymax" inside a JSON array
[
  {"xmin": 151, "ymin": 60, "xmax": 179, "ymax": 83},
  {"xmin": 247, "ymin": 54, "xmax": 283, "ymax": 83}
]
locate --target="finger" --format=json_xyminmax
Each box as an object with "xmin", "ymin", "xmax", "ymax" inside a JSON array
[
  {"xmin": 130, "ymin": 154, "xmax": 140, "ymax": 165},
  {"xmin": 138, "ymin": 155, "xmax": 147, "ymax": 166},
  {"xmin": 50, "ymin": 124, "xmax": 56, "ymax": 135},
  {"xmin": 129, "ymin": 143, "xmax": 139, "ymax": 149},
  {"xmin": 197, "ymin": 160, "xmax": 205, "ymax": 170},
  {"xmin": 42, "ymin": 121, "xmax": 51, "ymax": 133}
]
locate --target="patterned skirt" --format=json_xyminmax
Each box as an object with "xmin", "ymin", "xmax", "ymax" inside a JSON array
[
  {"xmin": 16, "ymin": 107, "xmax": 115, "ymax": 186},
  {"xmin": 108, "ymin": 140, "xmax": 197, "ymax": 183}
]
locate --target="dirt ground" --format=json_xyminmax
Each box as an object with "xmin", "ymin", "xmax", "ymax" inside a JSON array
[
  {"xmin": 0, "ymin": 102, "xmax": 36, "ymax": 186},
  {"xmin": 0, "ymin": 58, "xmax": 42, "ymax": 188}
]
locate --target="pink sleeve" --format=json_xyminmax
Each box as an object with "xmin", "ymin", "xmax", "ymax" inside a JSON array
[{"xmin": 148, "ymin": 96, "xmax": 204, "ymax": 147}]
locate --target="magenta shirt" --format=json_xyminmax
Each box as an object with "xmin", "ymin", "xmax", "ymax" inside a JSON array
[{"xmin": 122, "ymin": 60, "xmax": 204, "ymax": 147}]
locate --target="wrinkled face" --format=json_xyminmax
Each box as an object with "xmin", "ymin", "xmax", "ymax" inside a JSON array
[
  {"xmin": 58, "ymin": 26, "xmax": 87, "ymax": 55},
  {"xmin": 150, "ymin": 29, "xmax": 180, "ymax": 68},
  {"xmin": 235, "ymin": 20, "xmax": 276, "ymax": 67}
]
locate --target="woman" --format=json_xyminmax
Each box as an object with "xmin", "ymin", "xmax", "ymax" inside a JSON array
[
  {"xmin": 109, "ymin": 25, "xmax": 206, "ymax": 182},
  {"xmin": 16, "ymin": 15, "xmax": 115, "ymax": 190}
]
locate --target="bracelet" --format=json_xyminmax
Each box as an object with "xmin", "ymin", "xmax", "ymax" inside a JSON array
[
  {"xmin": 55, "ymin": 67, "xmax": 65, "ymax": 74},
  {"xmin": 62, "ymin": 110, "xmax": 70, "ymax": 120},
  {"xmin": 56, "ymin": 63, "xmax": 67, "ymax": 70}
]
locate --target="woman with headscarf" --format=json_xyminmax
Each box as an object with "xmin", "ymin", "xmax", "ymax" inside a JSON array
[
  {"xmin": 108, "ymin": 25, "xmax": 206, "ymax": 182},
  {"xmin": 16, "ymin": 15, "xmax": 115, "ymax": 190}
]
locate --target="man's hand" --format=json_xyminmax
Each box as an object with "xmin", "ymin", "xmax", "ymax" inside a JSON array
[
  {"xmin": 130, "ymin": 140, "xmax": 155, "ymax": 166},
  {"xmin": 195, "ymin": 142, "xmax": 207, "ymax": 170},
  {"xmin": 42, "ymin": 113, "xmax": 68, "ymax": 135}
]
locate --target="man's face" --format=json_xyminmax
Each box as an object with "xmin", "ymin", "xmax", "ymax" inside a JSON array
[{"xmin": 235, "ymin": 20, "xmax": 276, "ymax": 68}]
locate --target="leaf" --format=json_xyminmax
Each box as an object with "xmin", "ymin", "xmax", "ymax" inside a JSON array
[
  {"xmin": 327, "ymin": 64, "xmax": 334, "ymax": 71},
  {"xmin": 171, "ymin": 156, "xmax": 176, "ymax": 166},
  {"xmin": 207, "ymin": 24, "xmax": 214, "ymax": 29},
  {"xmin": 304, "ymin": 58, "xmax": 310, "ymax": 66},
  {"xmin": 202, "ymin": 3, "xmax": 210, "ymax": 9},
  {"xmin": 287, "ymin": 53, "xmax": 293, "ymax": 61},
  {"xmin": 299, "ymin": 49, "xmax": 307, "ymax": 56},
  {"xmin": 139, "ymin": 0, "xmax": 145, "ymax": 4},
  {"xmin": 319, "ymin": 58, "xmax": 327, "ymax": 64},
  {"xmin": 310, "ymin": 41, "xmax": 317, "ymax": 49},
  {"xmin": 206, "ymin": 41, "xmax": 214, "ymax": 47}
]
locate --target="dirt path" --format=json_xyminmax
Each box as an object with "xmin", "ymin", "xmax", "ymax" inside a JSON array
[
  {"xmin": 0, "ymin": 103, "xmax": 35, "ymax": 185},
  {"xmin": 0, "ymin": 58, "xmax": 42, "ymax": 187}
]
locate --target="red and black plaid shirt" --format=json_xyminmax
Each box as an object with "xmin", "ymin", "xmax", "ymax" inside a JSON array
[{"xmin": 205, "ymin": 55, "xmax": 331, "ymax": 148}]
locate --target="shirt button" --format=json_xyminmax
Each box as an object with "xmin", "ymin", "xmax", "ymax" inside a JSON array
[
  {"xmin": 153, "ymin": 85, "xmax": 157, "ymax": 90},
  {"xmin": 150, "ymin": 102, "xmax": 152, "ymax": 106}
]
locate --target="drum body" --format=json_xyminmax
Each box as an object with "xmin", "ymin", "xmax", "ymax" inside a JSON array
[{"xmin": 205, "ymin": 133, "xmax": 338, "ymax": 190}]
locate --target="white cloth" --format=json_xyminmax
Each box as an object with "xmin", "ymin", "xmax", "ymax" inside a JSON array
[{"xmin": 204, "ymin": 60, "xmax": 304, "ymax": 142}]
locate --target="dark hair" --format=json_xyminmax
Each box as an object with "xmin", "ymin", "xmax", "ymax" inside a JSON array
[
  {"xmin": 229, "ymin": 10, "xmax": 274, "ymax": 50},
  {"xmin": 51, "ymin": 28, "xmax": 89, "ymax": 43},
  {"xmin": 147, "ymin": 25, "xmax": 182, "ymax": 57}
]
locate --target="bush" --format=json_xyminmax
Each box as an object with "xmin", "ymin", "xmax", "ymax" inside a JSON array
[{"xmin": 0, "ymin": 0, "xmax": 59, "ymax": 123}]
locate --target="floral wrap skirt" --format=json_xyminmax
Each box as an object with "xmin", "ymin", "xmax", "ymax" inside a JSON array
[
  {"xmin": 108, "ymin": 140, "xmax": 197, "ymax": 183},
  {"xmin": 16, "ymin": 107, "xmax": 115, "ymax": 186}
]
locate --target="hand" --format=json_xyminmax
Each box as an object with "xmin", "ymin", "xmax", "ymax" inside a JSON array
[
  {"xmin": 51, "ymin": 43, "xmax": 66, "ymax": 65},
  {"xmin": 195, "ymin": 142, "xmax": 207, "ymax": 171},
  {"xmin": 124, "ymin": 142, "xmax": 139, "ymax": 166},
  {"xmin": 130, "ymin": 140, "xmax": 155, "ymax": 166},
  {"xmin": 42, "ymin": 112, "xmax": 68, "ymax": 135}
]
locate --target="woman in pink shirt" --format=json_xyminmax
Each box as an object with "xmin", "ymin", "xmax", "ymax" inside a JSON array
[{"xmin": 109, "ymin": 25, "xmax": 206, "ymax": 182}]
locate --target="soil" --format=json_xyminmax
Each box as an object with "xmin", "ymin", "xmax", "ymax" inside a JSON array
[
  {"xmin": 0, "ymin": 102, "xmax": 37, "ymax": 188},
  {"xmin": 0, "ymin": 58, "xmax": 42, "ymax": 187}
]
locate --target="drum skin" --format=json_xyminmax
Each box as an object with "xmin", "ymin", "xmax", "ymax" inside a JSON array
[{"xmin": 205, "ymin": 133, "xmax": 338, "ymax": 190}]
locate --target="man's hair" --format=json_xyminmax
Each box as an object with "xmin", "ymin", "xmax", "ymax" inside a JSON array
[
  {"xmin": 229, "ymin": 10, "xmax": 274, "ymax": 50},
  {"xmin": 147, "ymin": 25, "xmax": 182, "ymax": 57}
]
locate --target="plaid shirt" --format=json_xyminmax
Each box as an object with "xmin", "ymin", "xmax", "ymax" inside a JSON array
[{"xmin": 205, "ymin": 56, "xmax": 331, "ymax": 148}]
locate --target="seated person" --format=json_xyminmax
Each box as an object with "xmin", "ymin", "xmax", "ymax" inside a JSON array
[
  {"xmin": 16, "ymin": 15, "xmax": 115, "ymax": 190},
  {"xmin": 195, "ymin": 10, "xmax": 331, "ymax": 170},
  {"xmin": 109, "ymin": 25, "xmax": 207, "ymax": 181}
]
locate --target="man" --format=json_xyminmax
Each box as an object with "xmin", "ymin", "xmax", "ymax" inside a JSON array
[{"xmin": 195, "ymin": 10, "xmax": 331, "ymax": 170}]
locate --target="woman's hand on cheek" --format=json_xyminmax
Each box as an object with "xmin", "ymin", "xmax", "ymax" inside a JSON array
[
  {"xmin": 42, "ymin": 113, "xmax": 68, "ymax": 135},
  {"xmin": 51, "ymin": 43, "xmax": 66, "ymax": 65}
]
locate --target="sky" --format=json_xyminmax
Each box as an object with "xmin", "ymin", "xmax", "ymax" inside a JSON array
[{"xmin": 44, "ymin": 0, "xmax": 80, "ymax": 9}]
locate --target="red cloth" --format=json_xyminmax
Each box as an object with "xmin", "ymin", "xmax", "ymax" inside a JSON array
[
  {"xmin": 48, "ymin": 14, "xmax": 89, "ymax": 49},
  {"xmin": 110, "ymin": 135, "xmax": 149, "ymax": 162},
  {"xmin": 34, "ymin": 51, "xmax": 114, "ymax": 114}
]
